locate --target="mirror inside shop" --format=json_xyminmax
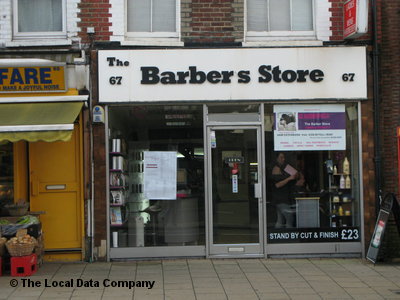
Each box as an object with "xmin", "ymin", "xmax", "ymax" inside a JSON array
[{"xmin": 108, "ymin": 105, "xmax": 205, "ymax": 248}]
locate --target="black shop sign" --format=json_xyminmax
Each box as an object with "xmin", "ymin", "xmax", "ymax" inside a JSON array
[{"xmin": 267, "ymin": 227, "xmax": 360, "ymax": 243}]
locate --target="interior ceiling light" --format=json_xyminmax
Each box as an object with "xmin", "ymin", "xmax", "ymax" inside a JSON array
[
  {"xmin": 165, "ymin": 121, "xmax": 191, "ymax": 126},
  {"xmin": 231, "ymin": 129, "xmax": 244, "ymax": 134},
  {"xmin": 164, "ymin": 114, "xmax": 193, "ymax": 120},
  {"xmin": 194, "ymin": 148, "xmax": 204, "ymax": 156}
]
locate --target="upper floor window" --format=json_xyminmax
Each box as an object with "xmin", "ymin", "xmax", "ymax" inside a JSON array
[
  {"xmin": 126, "ymin": 0, "xmax": 178, "ymax": 39},
  {"xmin": 247, "ymin": 0, "xmax": 314, "ymax": 40},
  {"xmin": 13, "ymin": 0, "xmax": 66, "ymax": 39}
]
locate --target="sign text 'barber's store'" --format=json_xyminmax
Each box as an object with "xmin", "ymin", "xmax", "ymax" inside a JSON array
[{"xmin": 107, "ymin": 56, "xmax": 326, "ymax": 85}]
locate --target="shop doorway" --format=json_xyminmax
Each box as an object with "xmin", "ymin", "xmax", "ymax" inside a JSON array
[
  {"xmin": 207, "ymin": 126, "xmax": 264, "ymax": 256},
  {"xmin": 29, "ymin": 124, "xmax": 83, "ymax": 260}
]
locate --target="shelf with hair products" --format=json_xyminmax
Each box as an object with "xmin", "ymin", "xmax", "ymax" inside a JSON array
[
  {"xmin": 109, "ymin": 138, "xmax": 128, "ymax": 232},
  {"xmin": 326, "ymin": 155, "xmax": 354, "ymax": 228}
]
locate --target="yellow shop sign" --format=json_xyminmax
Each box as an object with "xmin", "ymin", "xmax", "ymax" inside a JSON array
[{"xmin": 0, "ymin": 65, "xmax": 66, "ymax": 93}]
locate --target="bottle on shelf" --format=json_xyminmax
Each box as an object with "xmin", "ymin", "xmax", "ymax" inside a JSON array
[
  {"xmin": 338, "ymin": 205, "xmax": 344, "ymax": 216},
  {"xmin": 111, "ymin": 138, "xmax": 121, "ymax": 153},
  {"xmin": 339, "ymin": 175, "xmax": 345, "ymax": 189},
  {"xmin": 333, "ymin": 165, "xmax": 337, "ymax": 174},
  {"xmin": 345, "ymin": 175, "xmax": 351, "ymax": 189},
  {"xmin": 333, "ymin": 195, "xmax": 340, "ymax": 203},
  {"xmin": 343, "ymin": 157, "xmax": 350, "ymax": 174}
]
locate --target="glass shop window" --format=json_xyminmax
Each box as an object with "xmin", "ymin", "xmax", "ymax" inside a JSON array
[
  {"xmin": 0, "ymin": 142, "xmax": 14, "ymax": 216},
  {"xmin": 108, "ymin": 105, "xmax": 205, "ymax": 248},
  {"xmin": 264, "ymin": 103, "xmax": 361, "ymax": 244}
]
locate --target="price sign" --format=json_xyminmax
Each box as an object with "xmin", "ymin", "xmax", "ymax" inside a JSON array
[
  {"xmin": 340, "ymin": 228, "xmax": 360, "ymax": 240},
  {"xmin": 267, "ymin": 227, "xmax": 361, "ymax": 243}
]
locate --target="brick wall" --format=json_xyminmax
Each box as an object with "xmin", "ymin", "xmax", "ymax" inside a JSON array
[
  {"xmin": 329, "ymin": 0, "xmax": 344, "ymax": 41},
  {"xmin": 362, "ymin": 63, "xmax": 377, "ymax": 249},
  {"xmin": 78, "ymin": 0, "xmax": 112, "ymax": 44},
  {"xmin": 93, "ymin": 122, "xmax": 107, "ymax": 249},
  {"xmin": 379, "ymin": 0, "xmax": 400, "ymax": 259},
  {"xmin": 181, "ymin": 0, "xmax": 243, "ymax": 44},
  {"xmin": 380, "ymin": 0, "xmax": 400, "ymax": 196},
  {"xmin": 90, "ymin": 51, "xmax": 108, "ymax": 253}
]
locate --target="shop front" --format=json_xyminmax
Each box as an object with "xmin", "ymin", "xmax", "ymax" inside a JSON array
[
  {"xmin": 0, "ymin": 59, "xmax": 87, "ymax": 261},
  {"xmin": 96, "ymin": 47, "xmax": 368, "ymax": 259}
]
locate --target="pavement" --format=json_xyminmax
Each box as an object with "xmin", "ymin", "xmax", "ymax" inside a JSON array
[{"xmin": 0, "ymin": 258, "xmax": 400, "ymax": 299}]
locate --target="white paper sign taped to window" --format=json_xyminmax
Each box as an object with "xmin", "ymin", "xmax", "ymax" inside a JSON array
[{"xmin": 143, "ymin": 151, "xmax": 177, "ymax": 200}]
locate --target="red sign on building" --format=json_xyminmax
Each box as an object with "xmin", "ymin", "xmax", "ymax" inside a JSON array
[
  {"xmin": 343, "ymin": 0, "xmax": 368, "ymax": 39},
  {"xmin": 344, "ymin": 0, "xmax": 357, "ymax": 38}
]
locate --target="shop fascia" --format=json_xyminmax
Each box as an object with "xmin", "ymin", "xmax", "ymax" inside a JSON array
[
  {"xmin": 98, "ymin": 47, "xmax": 367, "ymax": 102},
  {"xmin": 0, "ymin": 62, "xmax": 66, "ymax": 93}
]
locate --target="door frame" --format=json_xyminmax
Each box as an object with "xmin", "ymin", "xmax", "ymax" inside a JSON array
[{"xmin": 205, "ymin": 125, "xmax": 265, "ymax": 258}]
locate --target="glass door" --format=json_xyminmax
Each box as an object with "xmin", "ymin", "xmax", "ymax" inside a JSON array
[{"xmin": 207, "ymin": 126, "xmax": 263, "ymax": 256}]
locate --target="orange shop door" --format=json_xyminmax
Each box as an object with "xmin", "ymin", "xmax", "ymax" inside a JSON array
[{"xmin": 29, "ymin": 125, "xmax": 84, "ymax": 261}]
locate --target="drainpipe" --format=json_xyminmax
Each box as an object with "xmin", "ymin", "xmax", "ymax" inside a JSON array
[
  {"xmin": 372, "ymin": 0, "xmax": 382, "ymax": 216},
  {"xmin": 88, "ymin": 54, "xmax": 95, "ymax": 263},
  {"xmin": 85, "ymin": 55, "xmax": 95, "ymax": 263},
  {"xmin": 74, "ymin": 50, "xmax": 94, "ymax": 262}
]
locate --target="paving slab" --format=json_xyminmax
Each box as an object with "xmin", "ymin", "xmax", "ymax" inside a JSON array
[{"xmin": 0, "ymin": 258, "xmax": 399, "ymax": 299}]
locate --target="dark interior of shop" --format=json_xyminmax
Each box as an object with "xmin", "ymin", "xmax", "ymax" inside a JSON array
[{"xmin": 109, "ymin": 105, "xmax": 205, "ymax": 247}]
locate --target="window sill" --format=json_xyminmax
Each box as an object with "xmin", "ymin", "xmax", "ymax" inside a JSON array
[
  {"xmin": 121, "ymin": 39, "xmax": 184, "ymax": 47},
  {"xmin": 243, "ymin": 32, "xmax": 323, "ymax": 47},
  {"xmin": 6, "ymin": 39, "xmax": 72, "ymax": 47},
  {"xmin": 242, "ymin": 40, "xmax": 323, "ymax": 47}
]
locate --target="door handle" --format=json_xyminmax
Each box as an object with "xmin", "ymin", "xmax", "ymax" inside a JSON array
[
  {"xmin": 46, "ymin": 184, "xmax": 66, "ymax": 190},
  {"xmin": 254, "ymin": 183, "xmax": 262, "ymax": 198}
]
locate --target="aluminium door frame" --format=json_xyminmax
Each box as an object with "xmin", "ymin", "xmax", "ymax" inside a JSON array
[
  {"xmin": 205, "ymin": 124, "xmax": 265, "ymax": 258},
  {"xmin": 203, "ymin": 103, "xmax": 266, "ymax": 258}
]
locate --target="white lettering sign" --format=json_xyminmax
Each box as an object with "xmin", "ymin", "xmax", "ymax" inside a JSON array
[{"xmin": 98, "ymin": 47, "xmax": 367, "ymax": 102}]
